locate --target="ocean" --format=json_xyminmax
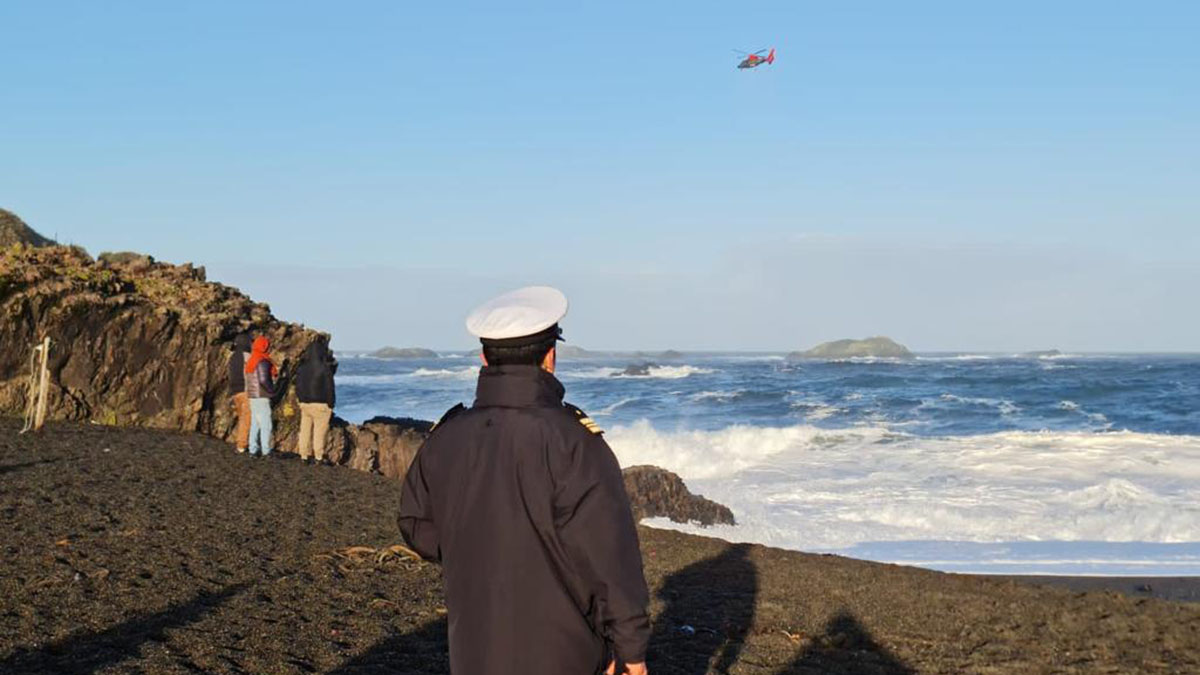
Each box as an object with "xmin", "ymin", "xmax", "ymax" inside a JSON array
[{"xmin": 335, "ymin": 352, "xmax": 1200, "ymax": 575}]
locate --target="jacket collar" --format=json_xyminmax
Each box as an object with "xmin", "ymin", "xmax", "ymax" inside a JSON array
[{"xmin": 474, "ymin": 365, "xmax": 565, "ymax": 409}]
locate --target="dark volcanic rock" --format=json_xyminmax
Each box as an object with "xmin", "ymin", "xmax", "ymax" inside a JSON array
[
  {"xmin": 614, "ymin": 362, "xmax": 657, "ymax": 377},
  {"xmin": 622, "ymin": 465, "xmax": 736, "ymax": 526},
  {"xmin": 324, "ymin": 416, "xmax": 433, "ymax": 478},
  {"xmin": 0, "ymin": 208, "xmax": 55, "ymax": 248}
]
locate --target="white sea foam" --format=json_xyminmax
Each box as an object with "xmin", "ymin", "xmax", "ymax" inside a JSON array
[
  {"xmin": 934, "ymin": 393, "xmax": 1020, "ymax": 416},
  {"xmin": 562, "ymin": 365, "xmax": 715, "ymax": 380},
  {"xmin": 916, "ymin": 354, "xmax": 996, "ymax": 362},
  {"xmin": 560, "ymin": 367, "xmax": 622, "ymax": 379},
  {"xmin": 1057, "ymin": 400, "xmax": 1112, "ymax": 429},
  {"xmin": 335, "ymin": 373, "xmax": 409, "ymax": 385},
  {"xmin": 607, "ymin": 421, "xmax": 1200, "ymax": 572},
  {"xmin": 410, "ymin": 366, "xmax": 480, "ymax": 380},
  {"xmin": 591, "ymin": 397, "xmax": 639, "ymax": 417},
  {"xmin": 824, "ymin": 356, "xmax": 911, "ymax": 365},
  {"xmin": 788, "ymin": 400, "xmax": 843, "ymax": 421},
  {"xmin": 689, "ymin": 390, "xmax": 744, "ymax": 402},
  {"xmin": 621, "ymin": 365, "xmax": 715, "ymax": 379}
]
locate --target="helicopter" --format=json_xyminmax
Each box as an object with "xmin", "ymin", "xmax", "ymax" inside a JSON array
[{"xmin": 735, "ymin": 47, "xmax": 775, "ymax": 69}]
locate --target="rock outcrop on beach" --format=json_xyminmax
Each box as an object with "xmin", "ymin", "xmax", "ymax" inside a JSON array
[
  {"xmin": 324, "ymin": 415, "xmax": 433, "ymax": 478},
  {"xmin": 0, "ymin": 241, "xmax": 320, "ymax": 446},
  {"xmin": 368, "ymin": 346, "xmax": 438, "ymax": 359},
  {"xmin": 0, "ymin": 211, "xmax": 735, "ymax": 524},
  {"xmin": 622, "ymin": 465, "xmax": 736, "ymax": 526},
  {"xmin": 0, "ymin": 233, "xmax": 439, "ymax": 478},
  {"xmin": 789, "ymin": 336, "xmax": 913, "ymax": 360},
  {"xmin": 0, "ymin": 209, "xmax": 55, "ymax": 248}
]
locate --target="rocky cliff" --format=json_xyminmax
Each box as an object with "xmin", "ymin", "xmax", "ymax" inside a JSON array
[
  {"xmin": 0, "ymin": 209, "xmax": 55, "ymax": 248},
  {"xmin": 1, "ymin": 244, "xmax": 314, "ymax": 439},
  {"xmin": 0, "ymin": 216, "xmax": 730, "ymax": 526}
]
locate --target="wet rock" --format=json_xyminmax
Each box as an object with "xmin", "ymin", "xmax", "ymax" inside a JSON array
[
  {"xmin": 614, "ymin": 362, "xmax": 657, "ymax": 377},
  {"xmin": 622, "ymin": 465, "xmax": 735, "ymax": 526},
  {"xmin": 338, "ymin": 416, "xmax": 432, "ymax": 478}
]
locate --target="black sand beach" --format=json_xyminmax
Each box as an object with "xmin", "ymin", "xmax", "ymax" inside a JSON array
[{"xmin": 2, "ymin": 419, "xmax": 1198, "ymax": 674}]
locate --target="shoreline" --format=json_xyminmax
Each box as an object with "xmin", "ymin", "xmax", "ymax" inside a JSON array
[
  {"xmin": 3, "ymin": 418, "xmax": 1197, "ymax": 673},
  {"xmin": 996, "ymin": 575, "xmax": 1200, "ymax": 604}
]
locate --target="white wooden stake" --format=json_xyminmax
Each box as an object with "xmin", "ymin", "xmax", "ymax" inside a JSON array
[{"xmin": 33, "ymin": 337, "xmax": 50, "ymax": 431}]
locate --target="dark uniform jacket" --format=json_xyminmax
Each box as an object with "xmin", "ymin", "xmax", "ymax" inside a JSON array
[
  {"xmin": 398, "ymin": 365, "xmax": 650, "ymax": 675},
  {"xmin": 228, "ymin": 334, "xmax": 252, "ymax": 395},
  {"xmin": 295, "ymin": 342, "xmax": 337, "ymax": 406}
]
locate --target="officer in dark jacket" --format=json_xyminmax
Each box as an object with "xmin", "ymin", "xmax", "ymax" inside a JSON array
[
  {"xmin": 399, "ymin": 286, "xmax": 650, "ymax": 675},
  {"xmin": 294, "ymin": 339, "xmax": 337, "ymax": 463}
]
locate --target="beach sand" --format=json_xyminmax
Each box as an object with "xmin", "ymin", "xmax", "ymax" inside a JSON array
[{"xmin": 2, "ymin": 419, "xmax": 1197, "ymax": 674}]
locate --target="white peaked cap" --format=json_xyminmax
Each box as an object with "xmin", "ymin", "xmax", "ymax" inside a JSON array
[{"xmin": 466, "ymin": 286, "xmax": 569, "ymax": 340}]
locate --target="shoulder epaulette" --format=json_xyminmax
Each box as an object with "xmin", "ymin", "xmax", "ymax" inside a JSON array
[
  {"xmin": 429, "ymin": 403, "xmax": 466, "ymax": 433},
  {"xmin": 564, "ymin": 402, "xmax": 603, "ymax": 435}
]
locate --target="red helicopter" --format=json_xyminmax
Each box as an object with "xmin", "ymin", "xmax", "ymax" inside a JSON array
[{"xmin": 735, "ymin": 47, "xmax": 775, "ymax": 69}]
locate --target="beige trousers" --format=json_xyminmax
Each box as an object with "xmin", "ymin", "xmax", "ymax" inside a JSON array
[
  {"xmin": 232, "ymin": 392, "xmax": 251, "ymax": 450},
  {"xmin": 298, "ymin": 402, "xmax": 332, "ymax": 460}
]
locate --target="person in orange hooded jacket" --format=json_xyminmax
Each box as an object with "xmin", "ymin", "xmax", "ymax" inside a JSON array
[{"xmin": 244, "ymin": 336, "xmax": 278, "ymax": 456}]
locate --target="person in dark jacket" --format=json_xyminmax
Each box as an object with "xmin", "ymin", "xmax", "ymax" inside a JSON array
[
  {"xmin": 295, "ymin": 339, "xmax": 337, "ymax": 464},
  {"xmin": 228, "ymin": 333, "xmax": 253, "ymax": 453},
  {"xmin": 399, "ymin": 287, "xmax": 650, "ymax": 675},
  {"xmin": 244, "ymin": 335, "xmax": 277, "ymax": 457}
]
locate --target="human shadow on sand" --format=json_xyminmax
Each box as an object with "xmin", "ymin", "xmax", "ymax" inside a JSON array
[
  {"xmin": 777, "ymin": 610, "xmax": 914, "ymax": 675},
  {"xmin": 0, "ymin": 582, "xmax": 247, "ymax": 675},
  {"xmin": 647, "ymin": 543, "xmax": 758, "ymax": 675},
  {"xmin": 328, "ymin": 617, "xmax": 449, "ymax": 674}
]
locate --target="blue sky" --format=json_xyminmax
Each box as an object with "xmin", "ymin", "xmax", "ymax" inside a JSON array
[{"xmin": 2, "ymin": 1, "xmax": 1196, "ymax": 350}]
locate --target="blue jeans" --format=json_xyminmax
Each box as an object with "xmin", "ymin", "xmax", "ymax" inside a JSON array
[{"xmin": 248, "ymin": 398, "xmax": 273, "ymax": 455}]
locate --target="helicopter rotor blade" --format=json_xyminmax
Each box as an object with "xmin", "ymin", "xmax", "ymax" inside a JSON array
[
  {"xmin": 732, "ymin": 49, "xmax": 750, "ymax": 56},
  {"xmin": 752, "ymin": 49, "xmax": 767, "ymax": 55}
]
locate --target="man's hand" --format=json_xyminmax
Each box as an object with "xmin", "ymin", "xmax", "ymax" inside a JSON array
[{"xmin": 605, "ymin": 660, "xmax": 648, "ymax": 675}]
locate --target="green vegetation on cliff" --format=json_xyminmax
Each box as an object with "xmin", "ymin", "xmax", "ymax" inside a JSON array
[
  {"xmin": 789, "ymin": 336, "xmax": 913, "ymax": 360},
  {"xmin": 0, "ymin": 208, "xmax": 55, "ymax": 248}
]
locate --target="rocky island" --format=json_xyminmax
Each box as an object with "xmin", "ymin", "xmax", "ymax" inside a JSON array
[
  {"xmin": 368, "ymin": 346, "xmax": 439, "ymax": 359},
  {"xmin": 1023, "ymin": 349, "xmax": 1064, "ymax": 358},
  {"xmin": 556, "ymin": 344, "xmax": 596, "ymax": 358},
  {"xmin": 789, "ymin": 336, "xmax": 914, "ymax": 360}
]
